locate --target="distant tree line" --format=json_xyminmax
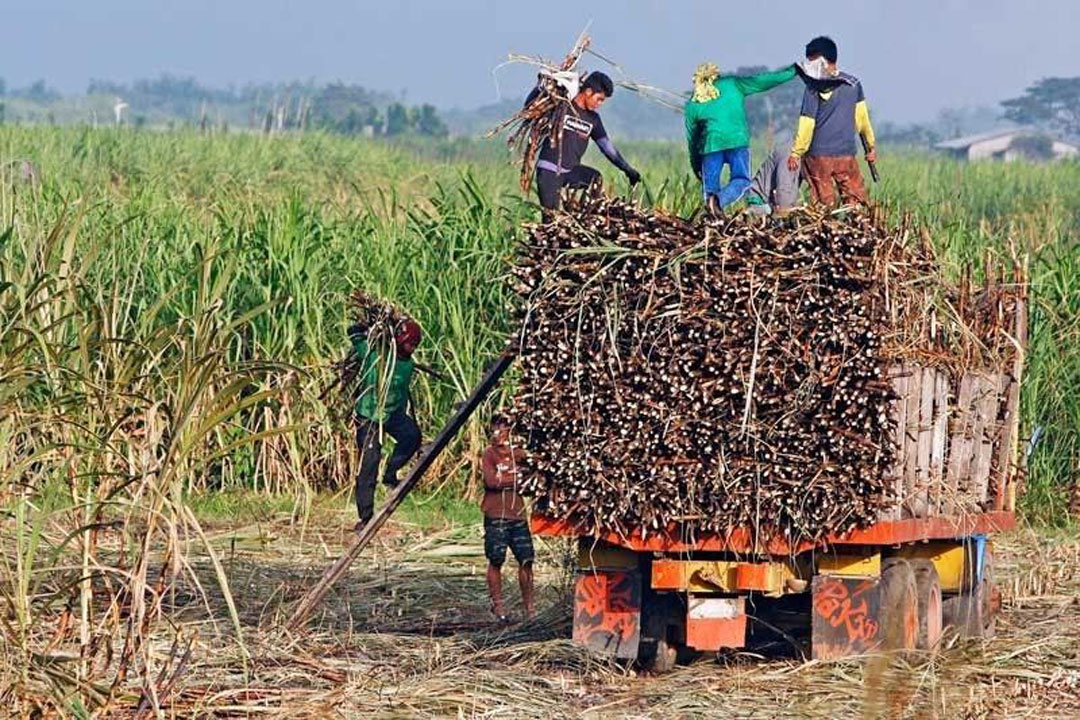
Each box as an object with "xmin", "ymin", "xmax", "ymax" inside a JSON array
[
  {"xmin": 871, "ymin": 76, "xmax": 1080, "ymax": 150},
  {"xmin": 1001, "ymin": 77, "xmax": 1080, "ymax": 139},
  {"xmin": 311, "ymin": 83, "xmax": 446, "ymax": 137},
  {"xmin": 0, "ymin": 78, "xmax": 63, "ymax": 102},
  {"xmin": 0, "ymin": 73, "xmax": 448, "ymax": 137},
  {"xmin": 85, "ymin": 75, "xmax": 448, "ymax": 137},
  {"xmin": 2, "ymin": 71, "xmax": 1077, "ymax": 148}
]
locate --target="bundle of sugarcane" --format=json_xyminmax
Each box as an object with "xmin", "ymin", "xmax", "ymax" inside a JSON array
[
  {"xmin": 487, "ymin": 32, "xmax": 591, "ymax": 193},
  {"xmin": 507, "ymin": 197, "xmax": 955, "ymax": 543},
  {"xmin": 322, "ymin": 291, "xmax": 411, "ymax": 409}
]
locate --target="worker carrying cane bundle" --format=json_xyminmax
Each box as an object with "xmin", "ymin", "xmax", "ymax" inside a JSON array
[
  {"xmin": 349, "ymin": 318, "xmax": 423, "ymax": 531},
  {"xmin": 525, "ymin": 71, "xmax": 641, "ymax": 211}
]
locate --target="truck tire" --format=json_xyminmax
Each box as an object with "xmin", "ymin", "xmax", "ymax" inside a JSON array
[
  {"xmin": 910, "ymin": 560, "xmax": 943, "ymax": 650},
  {"xmin": 942, "ymin": 548, "xmax": 996, "ymax": 639},
  {"xmin": 879, "ymin": 559, "xmax": 919, "ymax": 651}
]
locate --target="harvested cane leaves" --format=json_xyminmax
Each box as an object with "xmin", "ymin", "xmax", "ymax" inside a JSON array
[{"xmin": 488, "ymin": 33, "xmax": 591, "ymax": 193}]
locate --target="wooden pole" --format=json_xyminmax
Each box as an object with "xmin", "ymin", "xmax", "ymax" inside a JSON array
[
  {"xmin": 1006, "ymin": 262, "xmax": 1029, "ymax": 510},
  {"xmin": 285, "ymin": 351, "xmax": 516, "ymax": 631}
]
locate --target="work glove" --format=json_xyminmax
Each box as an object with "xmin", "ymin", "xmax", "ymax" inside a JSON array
[{"xmin": 626, "ymin": 168, "xmax": 641, "ymax": 186}]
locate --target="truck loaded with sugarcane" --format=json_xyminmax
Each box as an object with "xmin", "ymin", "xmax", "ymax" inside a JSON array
[
  {"xmin": 507, "ymin": 196, "xmax": 1026, "ymax": 670},
  {"xmin": 294, "ymin": 34, "xmax": 1024, "ymax": 665}
]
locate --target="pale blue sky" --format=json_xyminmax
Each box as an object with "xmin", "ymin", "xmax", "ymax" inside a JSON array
[{"xmin": 4, "ymin": 0, "xmax": 1077, "ymax": 122}]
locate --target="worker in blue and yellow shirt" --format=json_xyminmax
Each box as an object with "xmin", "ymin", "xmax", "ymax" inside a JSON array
[
  {"xmin": 787, "ymin": 36, "xmax": 877, "ymax": 206},
  {"xmin": 350, "ymin": 318, "xmax": 422, "ymax": 530}
]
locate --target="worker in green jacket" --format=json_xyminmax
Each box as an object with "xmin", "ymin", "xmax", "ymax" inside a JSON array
[
  {"xmin": 684, "ymin": 63, "xmax": 797, "ymax": 215},
  {"xmin": 349, "ymin": 318, "xmax": 423, "ymax": 530}
]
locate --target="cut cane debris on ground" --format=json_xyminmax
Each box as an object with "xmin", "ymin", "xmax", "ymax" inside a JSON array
[
  {"xmin": 11, "ymin": 507, "xmax": 1075, "ymax": 718},
  {"xmin": 1, "ymin": 126, "xmax": 1078, "ymax": 717}
]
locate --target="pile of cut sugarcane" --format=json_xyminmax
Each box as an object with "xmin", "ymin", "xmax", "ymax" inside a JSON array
[{"xmin": 507, "ymin": 197, "xmax": 1012, "ymax": 542}]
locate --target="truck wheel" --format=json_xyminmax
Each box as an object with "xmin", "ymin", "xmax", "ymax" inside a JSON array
[
  {"xmin": 943, "ymin": 548, "xmax": 996, "ymax": 639},
  {"xmin": 879, "ymin": 559, "xmax": 918, "ymax": 651},
  {"xmin": 911, "ymin": 560, "xmax": 943, "ymax": 650},
  {"xmin": 645, "ymin": 638, "xmax": 678, "ymax": 673}
]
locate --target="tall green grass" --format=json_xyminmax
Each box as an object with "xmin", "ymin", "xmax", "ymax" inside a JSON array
[
  {"xmin": 0, "ymin": 128, "xmax": 526, "ymax": 712},
  {"xmin": 2, "ymin": 127, "xmax": 1076, "ymax": 515},
  {"xmin": 0, "ymin": 213, "xmax": 293, "ymax": 713}
]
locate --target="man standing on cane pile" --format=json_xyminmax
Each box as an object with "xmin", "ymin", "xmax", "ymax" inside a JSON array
[
  {"xmin": 350, "ymin": 318, "xmax": 423, "ymax": 532},
  {"xmin": 787, "ymin": 36, "xmax": 877, "ymax": 206},
  {"xmin": 684, "ymin": 62, "xmax": 798, "ymax": 216},
  {"xmin": 526, "ymin": 71, "xmax": 641, "ymax": 211},
  {"xmin": 482, "ymin": 414, "xmax": 535, "ymax": 623}
]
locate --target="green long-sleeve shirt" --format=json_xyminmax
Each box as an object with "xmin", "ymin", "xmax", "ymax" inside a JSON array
[
  {"xmin": 684, "ymin": 65, "xmax": 797, "ymax": 172},
  {"xmin": 352, "ymin": 336, "xmax": 414, "ymax": 422}
]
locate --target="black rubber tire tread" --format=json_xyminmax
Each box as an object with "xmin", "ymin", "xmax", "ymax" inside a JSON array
[
  {"xmin": 879, "ymin": 558, "xmax": 919, "ymax": 651},
  {"xmin": 942, "ymin": 547, "xmax": 996, "ymax": 639},
  {"xmin": 910, "ymin": 559, "xmax": 943, "ymax": 650}
]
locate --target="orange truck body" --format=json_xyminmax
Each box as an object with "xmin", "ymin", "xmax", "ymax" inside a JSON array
[{"xmin": 532, "ymin": 508, "xmax": 1014, "ymax": 664}]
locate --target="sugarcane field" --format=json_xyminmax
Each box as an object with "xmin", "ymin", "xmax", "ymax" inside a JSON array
[{"xmin": 4, "ymin": 5, "xmax": 1080, "ymax": 719}]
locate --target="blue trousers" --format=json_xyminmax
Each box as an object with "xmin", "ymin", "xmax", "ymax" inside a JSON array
[{"xmin": 702, "ymin": 147, "xmax": 752, "ymax": 208}]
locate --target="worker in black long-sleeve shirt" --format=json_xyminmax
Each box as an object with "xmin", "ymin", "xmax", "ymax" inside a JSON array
[{"xmin": 526, "ymin": 72, "xmax": 641, "ymax": 211}]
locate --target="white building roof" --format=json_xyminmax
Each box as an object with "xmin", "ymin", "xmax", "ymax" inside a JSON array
[{"xmin": 934, "ymin": 128, "xmax": 1078, "ymax": 151}]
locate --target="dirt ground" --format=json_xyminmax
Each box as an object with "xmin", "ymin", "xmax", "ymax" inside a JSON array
[{"xmin": 160, "ymin": 510, "xmax": 1080, "ymax": 719}]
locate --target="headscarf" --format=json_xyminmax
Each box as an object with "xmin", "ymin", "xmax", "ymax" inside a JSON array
[
  {"xmin": 394, "ymin": 319, "xmax": 422, "ymax": 354},
  {"xmin": 692, "ymin": 63, "xmax": 721, "ymax": 103}
]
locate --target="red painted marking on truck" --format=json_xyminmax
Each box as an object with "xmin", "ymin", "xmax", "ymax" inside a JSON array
[
  {"xmin": 813, "ymin": 577, "xmax": 879, "ymax": 643},
  {"xmin": 734, "ymin": 563, "xmax": 771, "ymax": 592},
  {"xmin": 687, "ymin": 615, "xmax": 747, "ymax": 651},
  {"xmin": 572, "ymin": 571, "xmax": 641, "ymax": 659}
]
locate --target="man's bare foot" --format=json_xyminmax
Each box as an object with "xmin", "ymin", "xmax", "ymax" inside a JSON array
[
  {"xmin": 523, "ymin": 606, "xmax": 536, "ymax": 621},
  {"xmin": 354, "ymin": 520, "xmax": 367, "ymax": 533}
]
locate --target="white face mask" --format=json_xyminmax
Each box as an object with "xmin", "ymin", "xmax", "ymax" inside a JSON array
[{"xmin": 802, "ymin": 57, "xmax": 829, "ymax": 80}]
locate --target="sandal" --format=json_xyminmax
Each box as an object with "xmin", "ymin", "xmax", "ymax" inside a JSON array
[{"xmin": 490, "ymin": 603, "xmax": 511, "ymax": 625}]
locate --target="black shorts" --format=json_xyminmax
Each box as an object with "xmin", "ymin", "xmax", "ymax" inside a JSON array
[
  {"xmin": 536, "ymin": 165, "xmax": 602, "ymax": 210},
  {"xmin": 483, "ymin": 517, "xmax": 535, "ymax": 567}
]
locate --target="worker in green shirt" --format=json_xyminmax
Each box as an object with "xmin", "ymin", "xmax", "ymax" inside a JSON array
[
  {"xmin": 684, "ymin": 62, "xmax": 797, "ymax": 215},
  {"xmin": 350, "ymin": 318, "xmax": 423, "ymax": 530}
]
